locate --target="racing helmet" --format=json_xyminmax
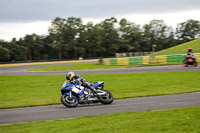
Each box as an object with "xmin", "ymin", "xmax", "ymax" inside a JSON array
[
  {"xmin": 188, "ymin": 48, "xmax": 192, "ymax": 52},
  {"xmin": 187, "ymin": 48, "xmax": 193, "ymax": 55},
  {"xmin": 66, "ymin": 71, "xmax": 75, "ymax": 80}
]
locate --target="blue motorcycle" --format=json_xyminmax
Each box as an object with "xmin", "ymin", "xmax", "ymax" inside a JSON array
[{"xmin": 61, "ymin": 81, "xmax": 113, "ymax": 107}]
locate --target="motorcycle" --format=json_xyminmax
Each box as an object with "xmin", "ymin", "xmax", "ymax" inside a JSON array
[
  {"xmin": 183, "ymin": 55, "xmax": 198, "ymax": 67},
  {"xmin": 60, "ymin": 81, "xmax": 113, "ymax": 107}
]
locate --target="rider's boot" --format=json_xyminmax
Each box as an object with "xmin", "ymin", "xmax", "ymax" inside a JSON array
[{"xmin": 90, "ymin": 86, "xmax": 97, "ymax": 94}]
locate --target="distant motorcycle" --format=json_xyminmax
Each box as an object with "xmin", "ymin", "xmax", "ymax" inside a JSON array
[
  {"xmin": 60, "ymin": 81, "xmax": 113, "ymax": 107},
  {"xmin": 183, "ymin": 55, "xmax": 198, "ymax": 67}
]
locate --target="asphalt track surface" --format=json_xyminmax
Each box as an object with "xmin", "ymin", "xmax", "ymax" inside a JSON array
[
  {"xmin": 0, "ymin": 64, "xmax": 200, "ymax": 125},
  {"xmin": 0, "ymin": 92, "xmax": 199, "ymax": 125},
  {"xmin": 0, "ymin": 63, "xmax": 200, "ymax": 75}
]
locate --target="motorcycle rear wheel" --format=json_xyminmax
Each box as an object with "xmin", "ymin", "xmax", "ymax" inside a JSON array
[
  {"xmin": 99, "ymin": 90, "xmax": 113, "ymax": 104},
  {"xmin": 61, "ymin": 95, "xmax": 78, "ymax": 108}
]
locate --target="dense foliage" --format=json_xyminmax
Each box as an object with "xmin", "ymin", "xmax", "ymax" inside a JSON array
[{"xmin": 0, "ymin": 17, "xmax": 200, "ymax": 62}]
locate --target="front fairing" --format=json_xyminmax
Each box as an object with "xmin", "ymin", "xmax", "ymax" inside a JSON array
[
  {"xmin": 61, "ymin": 81, "xmax": 83, "ymax": 95},
  {"xmin": 61, "ymin": 81, "xmax": 73, "ymax": 89},
  {"xmin": 61, "ymin": 81, "xmax": 73, "ymax": 94}
]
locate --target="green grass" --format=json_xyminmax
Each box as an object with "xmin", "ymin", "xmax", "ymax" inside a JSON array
[
  {"xmin": 0, "ymin": 62, "xmax": 97, "ymax": 69},
  {"xmin": 0, "ymin": 59, "xmax": 98, "ymax": 68},
  {"xmin": 27, "ymin": 63, "xmax": 138, "ymax": 71},
  {"xmin": 0, "ymin": 106, "xmax": 200, "ymax": 133},
  {"xmin": 0, "ymin": 71, "xmax": 200, "ymax": 108},
  {"xmin": 152, "ymin": 39, "xmax": 200, "ymax": 56},
  {"xmin": 0, "ymin": 63, "xmax": 67, "ymax": 68},
  {"xmin": 27, "ymin": 63, "xmax": 182, "ymax": 71}
]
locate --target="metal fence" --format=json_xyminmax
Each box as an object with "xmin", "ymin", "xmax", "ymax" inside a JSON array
[
  {"xmin": 116, "ymin": 52, "xmax": 153, "ymax": 58},
  {"xmin": 116, "ymin": 49, "xmax": 200, "ymax": 58}
]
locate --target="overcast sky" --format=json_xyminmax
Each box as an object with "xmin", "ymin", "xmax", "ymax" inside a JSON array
[{"xmin": 0, "ymin": 0, "xmax": 200, "ymax": 41}]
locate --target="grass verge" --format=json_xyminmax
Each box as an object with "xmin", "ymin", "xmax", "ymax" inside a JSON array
[
  {"xmin": 0, "ymin": 106, "xmax": 200, "ymax": 133},
  {"xmin": 27, "ymin": 63, "xmax": 138, "ymax": 71},
  {"xmin": 0, "ymin": 71, "xmax": 200, "ymax": 108},
  {"xmin": 151, "ymin": 38, "xmax": 200, "ymax": 56},
  {"xmin": 0, "ymin": 59, "xmax": 98, "ymax": 68},
  {"xmin": 27, "ymin": 63, "xmax": 182, "ymax": 71}
]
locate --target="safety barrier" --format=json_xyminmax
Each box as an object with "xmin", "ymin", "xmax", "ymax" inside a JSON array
[
  {"xmin": 103, "ymin": 58, "xmax": 110, "ymax": 65},
  {"xmin": 103, "ymin": 53, "xmax": 200, "ymax": 65},
  {"xmin": 103, "ymin": 56, "xmax": 150, "ymax": 66},
  {"xmin": 129, "ymin": 57, "xmax": 143, "ymax": 65},
  {"xmin": 143, "ymin": 56, "xmax": 150, "ymax": 64},
  {"xmin": 154, "ymin": 55, "xmax": 167, "ymax": 64},
  {"xmin": 154, "ymin": 54, "xmax": 185, "ymax": 64},
  {"xmin": 195, "ymin": 53, "xmax": 200, "ymax": 62},
  {"xmin": 167, "ymin": 54, "xmax": 184, "ymax": 63},
  {"xmin": 117, "ymin": 58, "xmax": 129, "ymax": 65},
  {"xmin": 109, "ymin": 58, "xmax": 117, "ymax": 65},
  {"xmin": 155, "ymin": 53, "xmax": 199, "ymax": 64}
]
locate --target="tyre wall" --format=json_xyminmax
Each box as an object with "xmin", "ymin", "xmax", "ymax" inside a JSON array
[{"xmin": 103, "ymin": 53, "xmax": 199, "ymax": 65}]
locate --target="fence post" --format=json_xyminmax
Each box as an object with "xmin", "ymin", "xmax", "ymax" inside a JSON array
[{"xmin": 150, "ymin": 55, "xmax": 154, "ymax": 64}]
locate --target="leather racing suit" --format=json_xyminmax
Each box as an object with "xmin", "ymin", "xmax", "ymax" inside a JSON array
[{"xmin": 68, "ymin": 74, "xmax": 96, "ymax": 91}]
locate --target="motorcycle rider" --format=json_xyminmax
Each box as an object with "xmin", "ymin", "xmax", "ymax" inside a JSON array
[
  {"xmin": 184, "ymin": 48, "xmax": 196, "ymax": 62},
  {"xmin": 66, "ymin": 71, "xmax": 97, "ymax": 93}
]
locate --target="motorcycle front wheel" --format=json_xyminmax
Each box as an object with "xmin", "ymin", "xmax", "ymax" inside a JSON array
[
  {"xmin": 194, "ymin": 62, "xmax": 198, "ymax": 67},
  {"xmin": 61, "ymin": 95, "xmax": 78, "ymax": 108},
  {"xmin": 99, "ymin": 90, "xmax": 114, "ymax": 104}
]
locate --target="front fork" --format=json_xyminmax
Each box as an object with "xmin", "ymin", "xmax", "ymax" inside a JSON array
[
  {"xmin": 69, "ymin": 91, "xmax": 72, "ymax": 99},
  {"xmin": 62, "ymin": 91, "xmax": 72, "ymax": 99}
]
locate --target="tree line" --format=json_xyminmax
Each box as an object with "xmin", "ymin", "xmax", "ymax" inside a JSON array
[{"xmin": 0, "ymin": 17, "xmax": 200, "ymax": 62}]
